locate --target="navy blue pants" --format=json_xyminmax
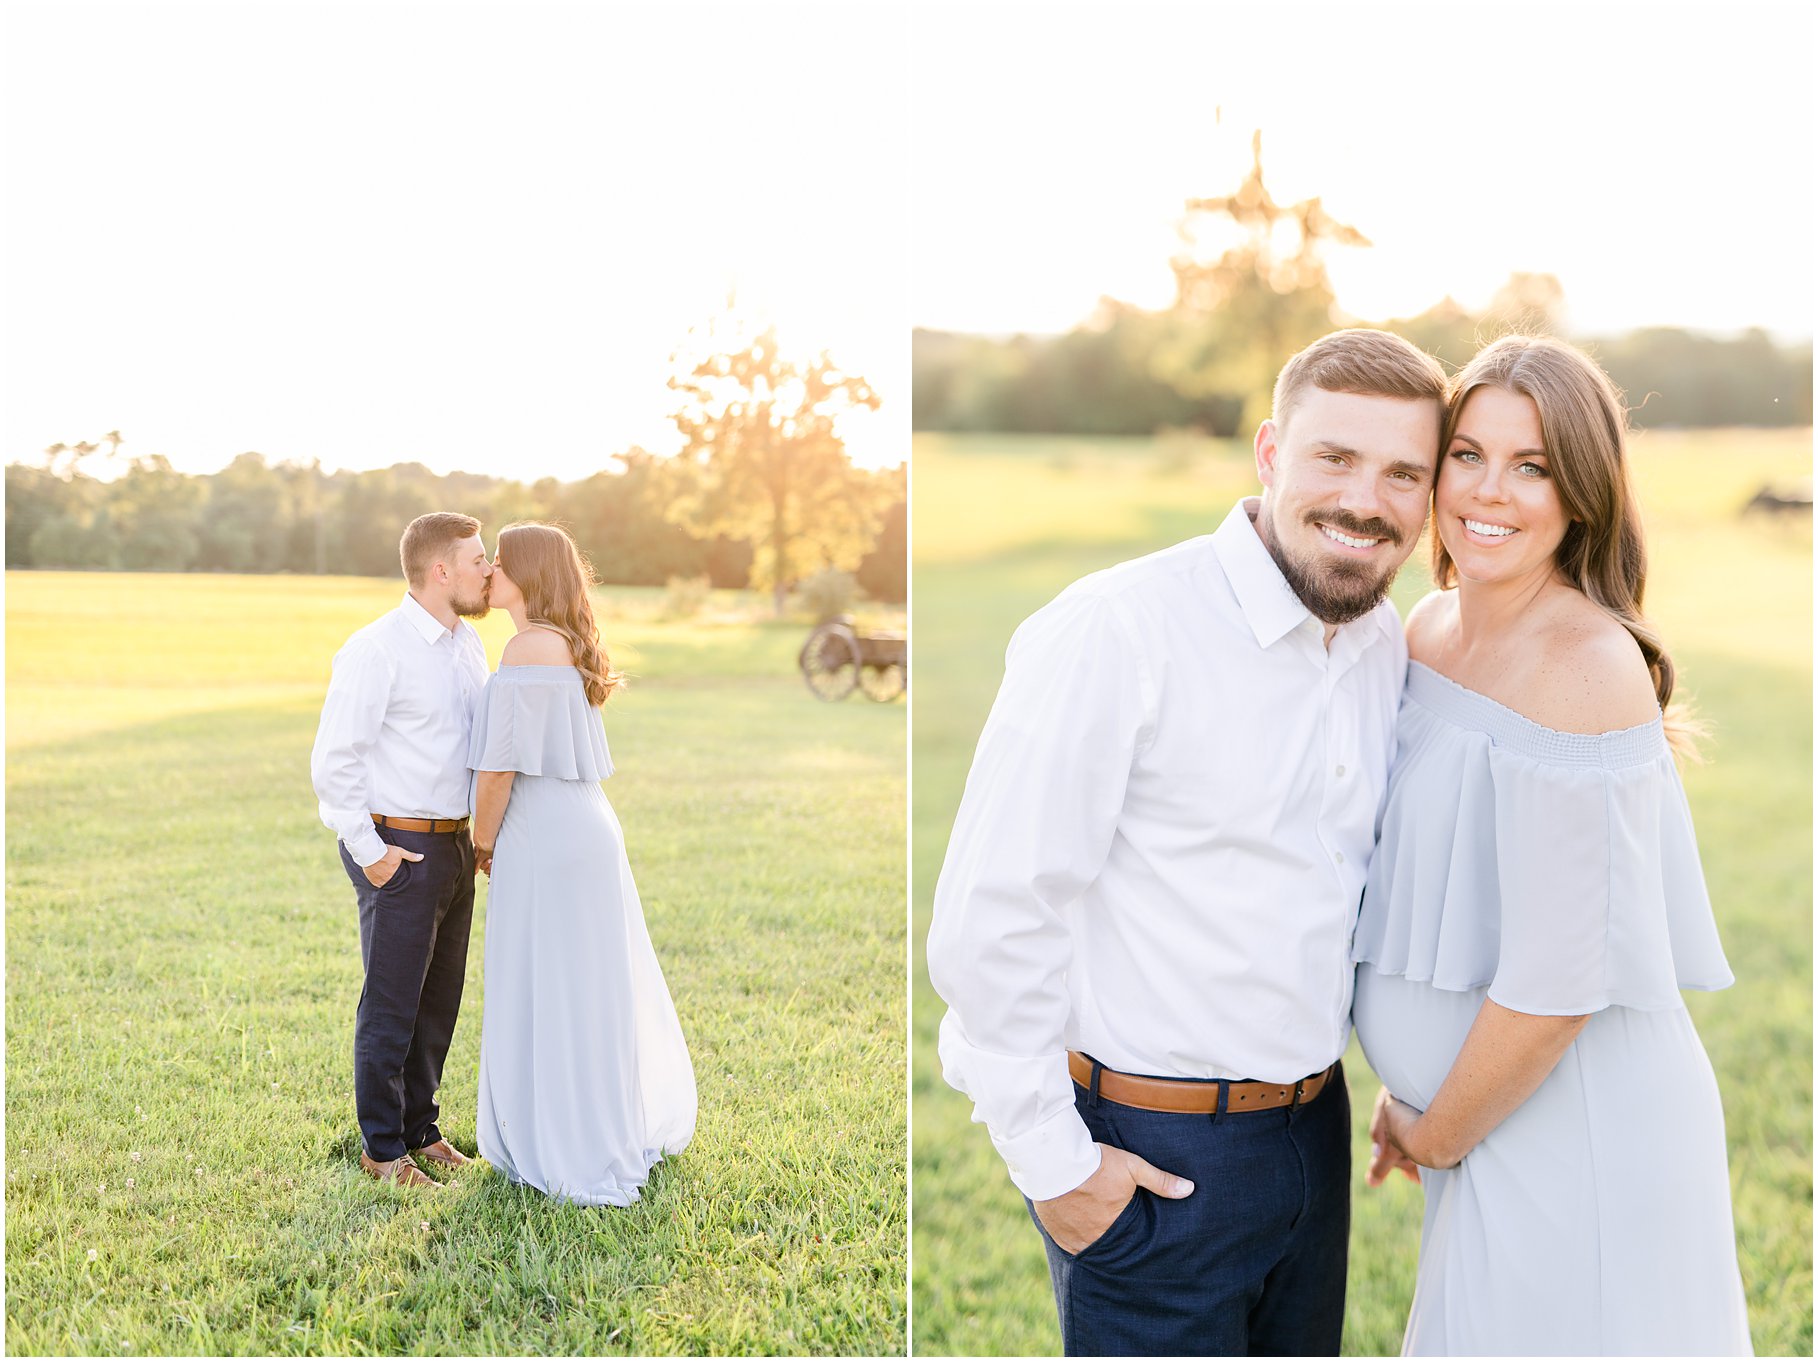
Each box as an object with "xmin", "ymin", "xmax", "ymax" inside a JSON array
[
  {"xmin": 339, "ymin": 826, "xmax": 474, "ymax": 1163},
  {"xmin": 1028, "ymin": 1063, "xmax": 1350, "ymax": 1357}
]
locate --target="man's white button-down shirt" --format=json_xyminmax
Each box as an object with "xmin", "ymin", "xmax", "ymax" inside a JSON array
[
  {"xmin": 310, "ymin": 592, "xmax": 490, "ymax": 868},
  {"xmin": 927, "ymin": 498, "xmax": 1408, "ymax": 1201}
]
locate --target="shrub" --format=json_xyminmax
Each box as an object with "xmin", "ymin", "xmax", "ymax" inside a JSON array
[
  {"xmin": 793, "ymin": 568, "xmax": 860, "ymax": 624},
  {"xmin": 660, "ymin": 573, "xmax": 711, "ymax": 620}
]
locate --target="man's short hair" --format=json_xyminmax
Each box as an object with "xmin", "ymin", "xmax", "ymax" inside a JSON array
[
  {"xmin": 399, "ymin": 512, "xmax": 481, "ymax": 587},
  {"xmin": 1272, "ymin": 329, "xmax": 1447, "ymax": 430}
]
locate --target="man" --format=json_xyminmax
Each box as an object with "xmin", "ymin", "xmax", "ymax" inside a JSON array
[
  {"xmin": 310, "ymin": 512, "xmax": 494, "ymax": 1188},
  {"xmin": 927, "ymin": 330, "xmax": 1447, "ymax": 1355}
]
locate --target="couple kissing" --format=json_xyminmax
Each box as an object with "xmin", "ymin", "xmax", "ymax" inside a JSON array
[{"xmin": 309, "ymin": 515, "xmax": 695, "ymax": 1205}]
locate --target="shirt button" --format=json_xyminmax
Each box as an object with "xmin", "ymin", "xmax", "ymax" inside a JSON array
[
  {"xmin": 1335, "ymin": 764, "xmax": 1346, "ymax": 777},
  {"xmin": 1335, "ymin": 852, "xmax": 1345, "ymax": 864}
]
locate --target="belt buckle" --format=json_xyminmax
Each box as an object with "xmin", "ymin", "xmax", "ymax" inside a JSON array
[{"xmin": 1289, "ymin": 1076, "xmax": 1307, "ymax": 1113}]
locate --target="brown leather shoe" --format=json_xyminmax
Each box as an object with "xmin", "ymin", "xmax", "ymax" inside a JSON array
[
  {"xmin": 360, "ymin": 1152, "xmax": 438, "ymax": 1188},
  {"xmin": 410, "ymin": 1139, "xmax": 471, "ymax": 1171}
]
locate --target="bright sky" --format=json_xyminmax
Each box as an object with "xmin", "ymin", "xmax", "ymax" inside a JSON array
[
  {"xmin": 912, "ymin": 4, "xmax": 1816, "ymax": 341},
  {"xmin": 4, "ymin": 2, "xmax": 909, "ymax": 480}
]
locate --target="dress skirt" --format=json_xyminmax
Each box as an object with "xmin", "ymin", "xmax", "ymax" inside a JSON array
[
  {"xmin": 1354, "ymin": 966, "xmax": 1751, "ymax": 1356},
  {"xmin": 475, "ymin": 770, "xmax": 696, "ymax": 1205}
]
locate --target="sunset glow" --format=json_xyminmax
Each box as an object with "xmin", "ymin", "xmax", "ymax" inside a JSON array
[
  {"xmin": 912, "ymin": 5, "xmax": 1814, "ymax": 342},
  {"xmin": 5, "ymin": 4, "xmax": 909, "ymax": 480}
]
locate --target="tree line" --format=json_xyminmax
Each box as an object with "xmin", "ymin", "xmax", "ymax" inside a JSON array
[
  {"xmin": 913, "ymin": 313, "xmax": 1812, "ymax": 437},
  {"xmin": 3, "ymin": 450, "xmax": 906, "ymax": 602},
  {"xmin": 5, "ymin": 318, "xmax": 908, "ymax": 606},
  {"xmin": 914, "ymin": 134, "xmax": 1811, "ymax": 437}
]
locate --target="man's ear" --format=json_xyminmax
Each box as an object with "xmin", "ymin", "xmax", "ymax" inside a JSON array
[{"xmin": 1254, "ymin": 419, "xmax": 1281, "ymax": 489}]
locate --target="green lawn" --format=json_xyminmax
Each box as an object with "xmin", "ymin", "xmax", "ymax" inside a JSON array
[
  {"xmin": 910, "ymin": 428, "xmax": 1813, "ymax": 1357},
  {"xmin": 5, "ymin": 574, "xmax": 906, "ymax": 1356}
]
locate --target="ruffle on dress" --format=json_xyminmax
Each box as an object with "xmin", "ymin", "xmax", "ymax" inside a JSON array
[
  {"xmin": 1352, "ymin": 662, "xmax": 1733, "ymax": 1015},
  {"xmin": 467, "ymin": 665, "xmax": 613, "ymax": 782}
]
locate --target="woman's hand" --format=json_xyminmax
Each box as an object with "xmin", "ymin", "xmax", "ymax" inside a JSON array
[
  {"xmin": 475, "ymin": 844, "xmax": 494, "ymax": 876},
  {"xmin": 1380, "ymin": 999, "xmax": 1589, "ymax": 1176},
  {"xmin": 1366, "ymin": 1086, "xmax": 1423, "ymax": 1186},
  {"xmin": 1379, "ymin": 1093, "xmax": 1463, "ymax": 1171}
]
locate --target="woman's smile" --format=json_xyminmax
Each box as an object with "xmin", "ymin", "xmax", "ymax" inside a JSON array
[{"xmin": 1458, "ymin": 515, "xmax": 1519, "ymax": 544}]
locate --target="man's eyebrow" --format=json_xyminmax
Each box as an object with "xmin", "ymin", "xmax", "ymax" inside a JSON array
[{"xmin": 1312, "ymin": 440, "xmax": 1431, "ymax": 477}]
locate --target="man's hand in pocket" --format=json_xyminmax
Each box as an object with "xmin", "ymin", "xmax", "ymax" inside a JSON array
[
  {"xmin": 1033, "ymin": 1142, "xmax": 1194, "ymax": 1255},
  {"xmin": 362, "ymin": 845, "xmax": 423, "ymax": 888}
]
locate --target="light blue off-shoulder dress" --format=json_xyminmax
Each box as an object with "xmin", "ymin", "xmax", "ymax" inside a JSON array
[
  {"xmin": 468, "ymin": 665, "xmax": 696, "ymax": 1206},
  {"xmin": 1353, "ymin": 662, "xmax": 1751, "ymax": 1356}
]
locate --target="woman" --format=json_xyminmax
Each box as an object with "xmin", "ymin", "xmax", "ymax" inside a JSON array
[
  {"xmin": 1352, "ymin": 337, "xmax": 1751, "ymax": 1354},
  {"xmin": 469, "ymin": 521, "xmax": 696, "ymax": 1205}
]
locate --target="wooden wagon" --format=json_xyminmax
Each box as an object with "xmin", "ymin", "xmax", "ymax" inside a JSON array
[{"xmin": 799, "ymin": 618, "xmax": 906, "ymax": 701}]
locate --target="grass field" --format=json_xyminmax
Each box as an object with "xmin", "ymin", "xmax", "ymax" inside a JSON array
[
  {"xmin": 910, "ymin": 428, "xmax": 1813, "ymax": 1357},
  {"xmin": 5, "ymin": 575, "xmax": 906, "ymax": 1356}
]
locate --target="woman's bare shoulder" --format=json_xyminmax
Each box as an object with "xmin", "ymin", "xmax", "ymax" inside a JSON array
[
  {"xmin": 1522, "ymin": 599, "xmax": 1660, "ymax": 734},
  {"xmin": 501, "ymin": 627, "xmax": 574, "ymax": 667},
  {"xmin": 1403, "ymin": 589, "xmax": 1456, "ymax": 662}
]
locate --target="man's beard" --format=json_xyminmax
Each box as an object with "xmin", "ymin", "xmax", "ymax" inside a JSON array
[
  {"xmin": 453, "ymin": 584, "xmax": 491, "ymax": 620},
  {"xmin": 1264, "ymin": 505, "xmax": 1404, "ymax": 626}
]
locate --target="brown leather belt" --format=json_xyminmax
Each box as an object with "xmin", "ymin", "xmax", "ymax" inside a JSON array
[
  {"xmin": 1068, "ymin": 1051, "xmax": 1338, "ymax": 1115},
  {"xmin": 372, "ymin": 813, "xmax": 471, "ymax": 834}
]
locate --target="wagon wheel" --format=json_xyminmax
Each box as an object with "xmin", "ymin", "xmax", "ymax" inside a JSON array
[
  {"xmin": 859, "ymin": 662, "xmax": 906, "ymax": 702},
  {"xmin": 800, "ymin": 624, "xmax": 862, "ymax": 700}
]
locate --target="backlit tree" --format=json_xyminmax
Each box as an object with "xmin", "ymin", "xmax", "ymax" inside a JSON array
[
  {"xmin": 1151, "ymin": 130, "xmax": 1372, "ymax": 430},
  {"xmin": 667, "ymin": 315, "xmax": 885, "ymax": 615}
]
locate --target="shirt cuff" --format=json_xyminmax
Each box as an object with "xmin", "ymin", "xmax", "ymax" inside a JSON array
[
  {"xmin": 990, "ymin": 1104, "xmax": 1103, "ymax": 1201},
  {"xmin": 341, "ymin": 825, "xmax": 388, "ymax": 867}
]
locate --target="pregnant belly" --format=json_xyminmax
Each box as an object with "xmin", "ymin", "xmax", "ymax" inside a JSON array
[
  {"xmin": 495, "ymin": 776, "xmax": 623, "ymax": 864},
  {"xmin": 1352, "ymin": 966, "xmax": 1483, "ymax": 1111}
]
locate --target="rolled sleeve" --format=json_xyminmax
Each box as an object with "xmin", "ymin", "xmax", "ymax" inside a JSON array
[
  {"xmin": 938, "ymin": 1012, "xmax": 1104, "ymax": 1199},
  {"xmin": 926, "ymin": 590, "xmax": 1152, "ymax": 1199},
  {"xmin": 310, "ymin": 637, "xmax": 392, "ymax": 867}
]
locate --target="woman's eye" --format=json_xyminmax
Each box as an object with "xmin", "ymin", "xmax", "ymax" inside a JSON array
[
  {"xmin": 1518, "ymin": 461, "xmax": 1549, "ymax": 478},
  {"xmin": 1447, "ymin": 448, "xmax": 1481, "ymax": 463}
]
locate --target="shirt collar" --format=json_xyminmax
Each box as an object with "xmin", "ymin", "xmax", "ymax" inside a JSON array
[
  {"xmin": 400, "ymin": 591, "xmax": 456, "ymax": 644},
  {"xmin": 1211, "ymin": 498, "xmax": 1400, "ymax": 654},
  {"xmin": 1210, "ymin": 498, "xmax": 1316, "ymax": 649}
]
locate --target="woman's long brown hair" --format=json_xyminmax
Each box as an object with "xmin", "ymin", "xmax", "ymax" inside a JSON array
[
  {"xmin": 1435, "ymin": 336, "xmax": 1700, "ymax": 757},
  {"xmin": 496, "ymin": 522, "xmax": 624, "ymax": 706}
]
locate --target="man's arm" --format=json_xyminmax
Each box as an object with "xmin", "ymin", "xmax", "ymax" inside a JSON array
[
  {"xmin": 310, "ymin": 637, "xmax": 394, "ymax": 869},
  {"xmin": 926, "ymin": 590, "xmax": 1158, "ymax": 1202}
]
